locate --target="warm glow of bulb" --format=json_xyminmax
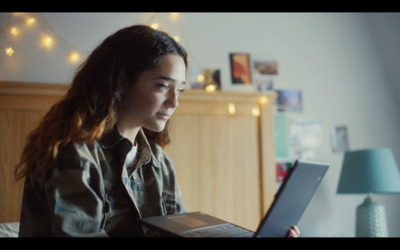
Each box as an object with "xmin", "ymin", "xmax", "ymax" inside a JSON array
[
  {"xmin": 205, "ymin": 84, "xmax": 217, "ymax": 92},
  {"xmin": 258, "ymin": 96, "xmax": 268, "ymax": 105},
  {"xmin": 40, "ymin": 35, "xmax": 54, "ymax": 48},
  {"xmin": 5, "ymin": 47, "xmax": 14, "ymax": 57},
  {"xmin": 10, "ymin": 27, "xmax": 19, "ymax": 36},
  {"xmin": 25, "ymin": 17, "xmax": 36, "ymax": 26},
  {"xmin": 228, "ymin": 103, "xmax": 236, "ymax": 114},
  {"xmin": 173, "ymin": 35, "xmax": 180, "ymax": 42},
  {"xmin": 150, "ymin": 23, "xmax": 159, "ymax": 30},
  {"xmin": 252, "ymin": 107, "xmax": 261, "ymax": 117},
  {"xmin": 169, "ymin": 13, "xmax": 179, "ymax": 20},
  {"xmin": 196, "ymin": 74, "xmax": 205, "ymax": 82},
  {"xmin": 68, "ymin": 51, "xmax": 81, "ymax": 63}
]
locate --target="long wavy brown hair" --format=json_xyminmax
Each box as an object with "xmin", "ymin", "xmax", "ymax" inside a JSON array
[{"xmin": 15, "ymin": 25, "xmax": 188, "ymax": 182}]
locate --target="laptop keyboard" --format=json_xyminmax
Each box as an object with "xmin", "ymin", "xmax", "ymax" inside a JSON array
[{"xmin": 181, "ymin": 223, "xmax": 255, "ymax": 238}]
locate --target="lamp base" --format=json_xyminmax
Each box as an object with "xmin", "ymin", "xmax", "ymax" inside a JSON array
[{"xmin": 356, "ymin": 195, "xmax": 388, "ymax": 237}]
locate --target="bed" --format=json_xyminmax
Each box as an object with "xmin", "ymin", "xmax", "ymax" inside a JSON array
[{"xmin": 0, "ymin": 222, "xmax": 19, "ymax": 237}]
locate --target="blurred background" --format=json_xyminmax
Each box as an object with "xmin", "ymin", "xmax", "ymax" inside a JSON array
[{"xmin": 1, "ymin": 12, "xmax": 399, "ymax": 237}]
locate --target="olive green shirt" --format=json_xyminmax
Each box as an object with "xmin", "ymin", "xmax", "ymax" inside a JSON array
[{"xmin": 18, "ymin": 128, "xmax": 186, "ymax": 237}]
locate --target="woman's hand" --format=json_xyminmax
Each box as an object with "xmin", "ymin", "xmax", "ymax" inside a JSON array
[{"xmin": 286, "ymin": 225, "xmax": 300, "ymax": 237}]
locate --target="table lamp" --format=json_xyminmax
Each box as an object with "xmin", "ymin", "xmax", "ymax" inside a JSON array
[{"xmin": 337, "ymin": 148, "xmax": 400, "ymax": 237}]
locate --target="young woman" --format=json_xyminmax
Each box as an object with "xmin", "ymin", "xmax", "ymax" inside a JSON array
[
  {"xmin": 15, "ymin": 25, "xmax": 187, "ymax": 237},
  {"xmin": 15, "ymin": 24, "xmax": 299, "ymax": 238}
]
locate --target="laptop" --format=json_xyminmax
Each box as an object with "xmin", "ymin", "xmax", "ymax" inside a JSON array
[{"xmin": 141, "ymin": 160, "xmax": 329, "ymax": 237}]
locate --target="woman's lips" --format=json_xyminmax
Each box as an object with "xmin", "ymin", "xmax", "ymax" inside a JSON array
[{"xmin": 156, "ymin": 113, "xmax": 170, "ymax": 120}]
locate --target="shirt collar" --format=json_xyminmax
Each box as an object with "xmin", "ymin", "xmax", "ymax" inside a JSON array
[
  {"xmin": 98, "ymin": 125, "xmax": 125, "ymax": 149},
  {"xmin": 99, "ymin": 126, "xmax": 160, "ymax": 168}
]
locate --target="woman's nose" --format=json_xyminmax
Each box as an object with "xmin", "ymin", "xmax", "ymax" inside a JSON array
[{"xmin": 165, "ymin": 90, "xmax": 179, "ymax": 108}]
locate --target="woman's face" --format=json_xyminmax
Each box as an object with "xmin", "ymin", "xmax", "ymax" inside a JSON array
[{"xmin": 118, "ymin": 54, "xmax": 186, "ymax": 133}]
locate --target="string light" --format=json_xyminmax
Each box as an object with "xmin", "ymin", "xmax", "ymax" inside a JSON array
[
  {"xmin": 173, "ymin": 35, "xmax": 180, "ymax": 42},
  {"xmin": 150, "ymin": 23, "xmax": 159, "ymax": 30},
  {"xmin": 169, "ymin": 13, "xmax": 179, "ymax": 20},
  {"xmin": 40, "ymin": 35, "xmax": 54, "ymax": 49},
  {"xmin": 68, "ymin": 51, "xmax": 81, "ymax": 63},
  {"xmin": 205, "ymin": 84, "xmax": 217, "ymax": 92},
  {"xmin": 228, "ymin": 103, "xmax": 236, "ymax": 114},
  {"xmin": 25, "ymin": 17, "xmax": 36, "ymax": 26},
  {"xmin": 5, "ymin": 47, "xmax": 14, "ymax": 57},
  {"xmin": 4, "ymin": 13, "xmax": 186, "ymax": 82},
  {"xmin": 252, "ymin": 107, "xmax": 261, "ymax": 117},
  {"xmin": 10, "ymin": 27, "xmax": 19, "ymax": 36},
  {"xmin": 196, "ymin": 74, "xmax": 205, "ymax": 82},
  {"xmin": 258, "ymin": 96, "xmax": 268, "ymax": 105}
]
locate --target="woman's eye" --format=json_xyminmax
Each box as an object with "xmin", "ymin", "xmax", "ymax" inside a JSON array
[{"xmin": 156, "ymin": 83, "xmax": 169, "ymax": 90}]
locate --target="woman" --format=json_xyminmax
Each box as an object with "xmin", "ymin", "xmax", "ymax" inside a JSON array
[
  {"xmin": 15, "ymin": 24, "xmax": 299, "ymax": 238},
  {"xmin": 15, "ymin": 25, "xmax": 187, "ymax": 237}
]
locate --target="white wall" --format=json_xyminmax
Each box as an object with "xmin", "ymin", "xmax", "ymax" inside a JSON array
[{"xmin": 1, "ymin": 12, "xmax": 400, "ymax": 237}]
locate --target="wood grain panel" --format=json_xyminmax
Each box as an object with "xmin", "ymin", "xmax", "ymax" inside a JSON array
[{"xmin": 0, "ymin": 110, "xmax": 44, "ymax": 222}]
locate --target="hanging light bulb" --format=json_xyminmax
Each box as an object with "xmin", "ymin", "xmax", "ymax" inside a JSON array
[
  {"xmin": 169, "ymin": 13, "xmax": 179, "ymax": 20},
  {"xmin": 25, "ymin": 17, "xmax": 36, "ymax": 26},
  {"xmin": 40, "ymin": 35, "xmax": 54, "ymax": 49},
  {"xmin": 5, "ymin": 47, "xmax": 15, "ymax": 57},
  {"xmin": 258, "ymin": 96, "xmax": 268, "ymax": 105},
  {"xmin": 228, "ymin": 103, "xmax": 236, "ymax": 114},
  {"xmin": 68, "ymin": 51, "xmax": 81, "ymax": 63},
  {"xmin": 196, "ymin": 74, "xmax": 205, "ymax": 82},
  {"xmin": 173, "ymin": 35, "xmax": 180, "ymax": 42},
  {"xmin": 205, "ymin": 84, "xmax": 217, "ymax": 92},
  {"xmin": 252, "ymin": 107, "xmax": 261, "ymax": 117},
  {"xmin": 10, "ymin": 27, "xmax": 19, "ymax": 36},
  {"xmin": 150, "ymin": 23, "xmax": 159, "ymax": 30}
]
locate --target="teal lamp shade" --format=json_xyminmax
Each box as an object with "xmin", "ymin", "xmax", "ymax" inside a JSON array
[
  {"xmin": 337, "ymin": 148, "xmax": 400, "ymax": 237},
  {"xmin": 337, "ymin": 148, "xmax": 400, "ymax": 194}
]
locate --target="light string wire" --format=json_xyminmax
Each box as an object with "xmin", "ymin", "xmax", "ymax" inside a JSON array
[
  {"xmin": 35, "ymin": 13, "xmax": 86, "ymax": 55},
  {"xmin": 1, "ymin": 13, "xmax": 88, "ymax": 61}
]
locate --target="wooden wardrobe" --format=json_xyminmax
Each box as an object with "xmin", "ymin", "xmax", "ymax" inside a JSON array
[{"xmin": 0, "ymin": 81, "xmax": 277, "ymax": 231}]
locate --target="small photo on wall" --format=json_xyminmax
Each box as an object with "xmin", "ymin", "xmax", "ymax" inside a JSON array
[
  {"xmin": 330, "ymin": 125, "xmax": 350, "ymax": 153},
  {"xmin": 252, "ymin": 56, "xmax": 278, "ymax": 92},
  {"xmin": 229, "ymin": 53, "xmax": 251, "ymax": 84},
  {"xmin": 253, "ymin": 57, "xmax": 278, "ymax": 75},
  {"xmin": 276, "ymin": 89, "xmax": 303, "ymax": 112}
]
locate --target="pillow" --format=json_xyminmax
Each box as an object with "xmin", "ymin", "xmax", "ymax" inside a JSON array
[{"xmin": 0, "ymin": 223, "xmax": 19, "ymax": 237}]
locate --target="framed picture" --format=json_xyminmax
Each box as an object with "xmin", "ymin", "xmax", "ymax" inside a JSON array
[
  {"xmin": 276, "ymin": 89, "xmax": 303, "ymax": 112},
  {"xmin": 229, "ymin": 53, "xmax": 251, "ymax": 84}
]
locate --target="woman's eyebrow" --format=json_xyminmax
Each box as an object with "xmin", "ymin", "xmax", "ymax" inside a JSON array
[{"xmin": 153, "ymin": 76, "xmax": 186, "ymax": 85}]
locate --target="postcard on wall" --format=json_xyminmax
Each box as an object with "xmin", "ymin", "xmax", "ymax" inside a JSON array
[
  {"xmin": 252, "ymin": 55, "xmax": 278, "ymax": 92},
  {"xmin": 289, "ymin": 118, "xmax": 323, "ymax": 149},
  {"xmin": 229, "ymin": 53, "xmax": 252, "ymax": 84},
  {"xmin": 276, "ymin": 89, "xmax": 302, "ymax": 112},
  {"xmin": 253, "ymin": 57, "xmax": 279, "ymax": 75},
  {"xmin": 330, "ymin": 125, "xmax": 349, "ymax": 153}
]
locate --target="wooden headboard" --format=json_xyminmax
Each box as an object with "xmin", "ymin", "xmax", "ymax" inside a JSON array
[{"xmin": 0, "ymin": 81, "xmax": 277, "ymax": 231}]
